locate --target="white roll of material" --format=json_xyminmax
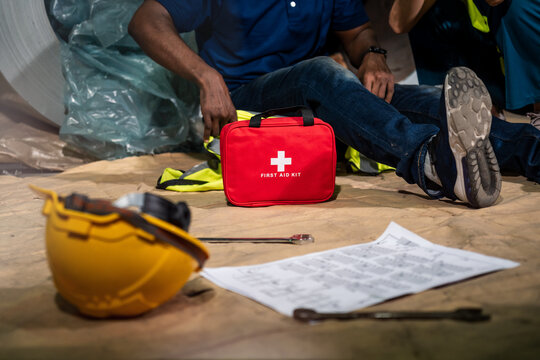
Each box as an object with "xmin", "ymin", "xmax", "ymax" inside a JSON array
[{"xmin": 0, "ymin": 0, "xmax": 64, "ymax": 127}]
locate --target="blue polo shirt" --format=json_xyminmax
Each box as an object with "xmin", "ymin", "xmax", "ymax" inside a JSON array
[{"xmin": 155, "ymin": 0, "xmax": 369, "ymax": 91}]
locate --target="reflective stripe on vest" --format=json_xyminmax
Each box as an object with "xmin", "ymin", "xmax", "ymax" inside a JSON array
[
  {"xmin": 344, "ymin": 147, "xmax": 394, "ymax": 175},
  {"xmin": 465, "ymin": 0, "xmax": 490, "ymax": 33},
  {"xmin": 156, "ymin": 137, "xmax": 224, "ymax": 192}
]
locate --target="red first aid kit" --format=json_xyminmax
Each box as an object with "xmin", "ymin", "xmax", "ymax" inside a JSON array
[{"xmin": 220, "ymin": 106, "xmax": 336, "ymax": 206}]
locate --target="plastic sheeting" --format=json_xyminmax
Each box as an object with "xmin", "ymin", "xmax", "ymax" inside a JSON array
[{"xmin": 48, "ymin": 0, "xmax": 203, "ymax": 159}]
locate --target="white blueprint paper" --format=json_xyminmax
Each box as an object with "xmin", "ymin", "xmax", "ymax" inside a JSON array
[{"xmin": 201, "ymin": 222, "xmax": 519, "ymax": 317}]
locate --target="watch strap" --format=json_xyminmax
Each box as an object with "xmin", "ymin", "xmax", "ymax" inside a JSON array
[{"xmin": 362, "ymin": 46, "xmax": 387, "ymax": 60}]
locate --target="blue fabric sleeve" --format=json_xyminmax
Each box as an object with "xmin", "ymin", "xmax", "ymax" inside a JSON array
[
  {"xmin": 331, "ymin": 0, "xmax": 370, "ymax": 31},
  {"xmin": 155, "ymin": 0, "xmax": 212, "ymax": 33}
]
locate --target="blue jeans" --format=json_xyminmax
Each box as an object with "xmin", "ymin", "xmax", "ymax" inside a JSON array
[{"xmin": 229, "ymin": 57, "xmax": 540, "ymax": 195}]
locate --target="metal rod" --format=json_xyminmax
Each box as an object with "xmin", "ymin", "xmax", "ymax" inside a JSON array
[
  {"xmin": 199, "ymin": 233, "xmax": 314, "ymax": 245},
  {"xmin": 293, "ymin": 307, "xmax": 490, "ymax": 322}
]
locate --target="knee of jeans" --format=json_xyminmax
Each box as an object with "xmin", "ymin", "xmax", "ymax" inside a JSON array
[{"xmin": 298, "ymin": 56, "xmax": 359, "ymax": 87}]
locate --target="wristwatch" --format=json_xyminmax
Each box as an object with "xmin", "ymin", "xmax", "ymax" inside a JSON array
[{"xmin": 362, "ymin": 46, "xmax": 387, "ymax": 59}]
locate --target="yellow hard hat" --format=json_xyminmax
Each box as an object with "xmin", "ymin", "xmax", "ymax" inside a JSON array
[{"xmin": 31, "ymin": 185, "xmax": 209, "ymax": 318}]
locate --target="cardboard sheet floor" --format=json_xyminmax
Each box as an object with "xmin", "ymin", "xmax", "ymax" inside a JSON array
[{"xmin": 1, "ymin": 153, "xmax": 539, "ymax": 359}]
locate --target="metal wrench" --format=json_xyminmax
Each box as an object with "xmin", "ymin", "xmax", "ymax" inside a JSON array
[
  {"xmin": 199, "ymin": 233, "xmax": 314, "ymax": 245},
  {"xmin": 293, "ymin": 307, "xmax": 490, "ymax": 322}
]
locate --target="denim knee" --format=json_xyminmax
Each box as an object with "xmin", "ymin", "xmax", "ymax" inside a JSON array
[{"xmin": 295, "ymin": 56, "xmax": 360, "ymax": 89}]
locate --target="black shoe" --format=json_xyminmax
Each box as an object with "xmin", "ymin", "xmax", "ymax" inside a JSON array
[
  {"xmin": 527, "ymin": 112, "xmax": 540, "ymax": 131},
  {"xmin": 432, "ymin": 67, "xmax": 501, "ymax": 208}
]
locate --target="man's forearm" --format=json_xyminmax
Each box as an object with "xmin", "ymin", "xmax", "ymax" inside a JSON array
[
  {"xmin": 389, "ymin": 0, "xmax": 436, "ymax": 34},
  {"xmin": 129, "ymin": 0, "xmax": 237, "ymax": 140},
  {"xmin": 338, "ymin": 23, "xmax": 381, "ymax": 68},
  {"xmin": 128, "ymin": 0, "xmax": 220, "ymax": 89}
]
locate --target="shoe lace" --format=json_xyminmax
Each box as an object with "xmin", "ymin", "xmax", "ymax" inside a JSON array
[{"xmin": 527, "ymin": 112, "xmax": 540, "ymax": 130}]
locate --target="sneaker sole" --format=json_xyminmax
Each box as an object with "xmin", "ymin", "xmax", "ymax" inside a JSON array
[{"xmin": 444, "ymin": 67, "xmax": 501, "ymax": 208}]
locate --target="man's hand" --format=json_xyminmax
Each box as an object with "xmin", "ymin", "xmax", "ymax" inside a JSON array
[
  {"xmin": 199, "ymin": 72, "xmax": 237, "ymax": 141},
  {"xmin": 335, "ymin": 23, "xmax": 396, "ymax": 103},
  {"xmin": 358, "ymin": 52, "xmax": 395, "ymax": 103}
]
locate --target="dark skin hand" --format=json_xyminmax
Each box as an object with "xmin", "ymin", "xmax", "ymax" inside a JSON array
[
  {"xmin": 336, "ymin": 22, "xmax": 395, "ymax": 103},
  {"xmin": 198, "ymin": 72, "xmax": 237, "ymax": 141},
  {"xmin": 358, "ymin": 52, "xmax": 395, "ymax": 103},
  {"xmin": 129, "ymin": 0, "xmax": 236, "ymax": 141}
]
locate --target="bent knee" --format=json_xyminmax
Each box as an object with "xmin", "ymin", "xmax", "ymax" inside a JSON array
[
  {"xmin": 296, "ymin": 56, "xmax": 358, "ymax": 86},
  {"xmin": 299, "ymin": 56, "xmax": 341, "ymax": 71}
]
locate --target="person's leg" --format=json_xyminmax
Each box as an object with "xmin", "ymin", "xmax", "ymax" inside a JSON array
[
  {"xmin": 490, "ymin": 118, "xmax": 540, "ymax": 183},
  {"xmin": 392, "ymin": 67, "xmax": 502, "ymax": 206},
  {"xmin": 391, "ymin": 79, "xmax": 540, "ymax": 183},
  {"xmin": 230, "ymin": 57, "xmax": 438, "ymax": 187},
  {"xmin": 230, "ymin": 57, "xmax": 501, "ymax": 206}
]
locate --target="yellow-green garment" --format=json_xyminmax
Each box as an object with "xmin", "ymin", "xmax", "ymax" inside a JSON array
[
  {"xmin": 464, "ymin": 0, "xmax": 490, "ymax": 33},
  {"xmin": 156, "ymin": 110, "xmax": 394, "ymax": 192},
  {"xmin": 156, "ymin": 137, "xmax": 224, "ymax": 192}
]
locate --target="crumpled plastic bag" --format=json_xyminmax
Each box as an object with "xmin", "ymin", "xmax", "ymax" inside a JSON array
[{"xmin": 48, "ymin": 0, "xmax": 203, "ymax": 159}]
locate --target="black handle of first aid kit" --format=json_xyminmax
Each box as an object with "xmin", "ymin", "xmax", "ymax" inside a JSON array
[{"xmin": 249, "ymin": 106, "xmax": 315, "ymax": 127}]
